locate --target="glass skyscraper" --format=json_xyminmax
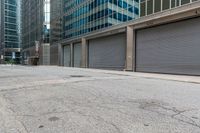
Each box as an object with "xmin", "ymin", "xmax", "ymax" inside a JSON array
[
  {"xmin": 22, "ymin": 0, "xmax": 45, "ymax": 50},
  {"xmin": 50, "ymin": 0, "xmax": 140, "ymax": 65},
  {"xmin": 21, "ymin": 0, "xmax": 50, "ymax": 65},
  {"xmin": 0, "ymin": 0, "xmax": 21, "ymax": 63},
  {"xmin": 50, "ymin": 0, "xmax": 62, "ymax": 65},
  {"xmin": 50, "ymin": 0, "xmax": 62, "ymax": 44},
  {"xmin": 50, "ymin": 0, "xmax": 140, "ymax": 44},
  {"xmin": 63, "ymin": 0, "xmax": 140, "ymax": 39}
]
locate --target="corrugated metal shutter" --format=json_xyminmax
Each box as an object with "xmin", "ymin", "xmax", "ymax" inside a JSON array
[
  {"xmin": 63, "ymin": 45, "xmax": 71, "ymax": 67},
  {"xmin": 136, "ymin": 17, "xmax": 200, "ymax": 75},
  {"xmin": 89, "ymin": 33, "xmax": 126, "ymax": 70},
  {"xmin": 73, "ymin": 42, "xmax": 82, "ymax": 67}
]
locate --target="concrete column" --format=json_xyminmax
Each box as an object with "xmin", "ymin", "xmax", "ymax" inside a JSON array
[
  {"xmin": 126, "ymin": 26, "xmax": 136, "ymax": 71},
  {"xmin": 70, "ymin": 43, "xmax": 74, "ymax": 67},
  {"xmin": 58, "ymin": 43, "xmax": 63, "ymax": 66},
  {"xmin": 81, "ymin": 38, "xmax": 88, "ymax": 68}
]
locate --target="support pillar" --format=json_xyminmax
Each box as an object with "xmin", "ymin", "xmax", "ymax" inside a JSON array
[
  {"xmin": 70, "ymin": 43, "xmax": 74, "ymax": 67},
  {"xmin": 81, "ymin": 38, "xmax": 88, "ymax": 68},
  {"xmin": 58, "ymin": 43, "xmax": 63, "ymax": 66},
  {"xmin": 126, "ymin": 26, "xmax": 136, "ymax": 71}
]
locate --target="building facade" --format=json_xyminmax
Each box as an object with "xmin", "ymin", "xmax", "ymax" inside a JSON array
[
  {"xmin": 63, "ymin": 0, "xmax": 140, "ymax": 39},
  {"xmin": 51, "ymin": 0, "xmax": 200, "ymax": 76},
  {"xmin": 50, "ymin": 0, "xmax": 62, "ymax": 44},
  {"xmin": 21, "ymin": 0, "xmax": 50, "ymax": 65},
  {"xmin": 50, "ymin": 0, "xmax": 140, "ymax": 65},
  {"xmin": 140, "ymin": 0, "xmax": 199, "ymax": 16},
  {"xmin": 0, "ymin": 0, "xmax": 21, "ymax": 64},
  {"xmin": 50, "ymin": 0, "xmax": 63, "ymax": 65}
]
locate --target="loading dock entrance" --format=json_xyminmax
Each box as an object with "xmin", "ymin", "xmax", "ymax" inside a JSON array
[
  {"xmin": 63, "ymin": 45, "xmax": 71, "ymax": 67},
  {"xmin": 136, "ymin": 17, "xmax": 200, "ymax": 75},
  {"xmin": 88, "ymin": 33, "xmax": 126, "ymax": 70}
]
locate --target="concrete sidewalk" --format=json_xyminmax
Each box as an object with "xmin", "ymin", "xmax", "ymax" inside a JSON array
[{"xmin": 59, "ymin": 66, "xmax": 200, "ymax": 84}]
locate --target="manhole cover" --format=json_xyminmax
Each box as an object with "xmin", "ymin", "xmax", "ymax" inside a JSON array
[
  {"xmin": 70, "ymin": 75, "xmax": 86, "ymax": 78},
  {"xmin": 38, "ymin": 125, "xmax": 44, "ymax": 128},
  {"xmin": 48, "ymin": 116, "xmax": 60, "ymax": 122}
]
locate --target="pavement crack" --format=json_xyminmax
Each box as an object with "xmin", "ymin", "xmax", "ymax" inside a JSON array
[
  {"xmin": 171, "ymin": 109, "xmax": 191, "ymax": 118},
  {"xmin": 109, "ymin": 122, "xmax": 122, "ymax": 133},
  {"xmin": 20, "ymin": 122, "xmax": 29, "ymax": 133},
  {"xmin": 135, "ymin": 99, "xmax": 200, "ymax": 129},
  {"xmin": 171, "ymin": 110, "xmax": 200, "ymax": 129},
  {"xmin": 70, "ymin": 110, "xmax": 122, "ymax": 133},
  {"xmin": 0, "ymin": 96, "xmax": 29, "ymax": 133}
]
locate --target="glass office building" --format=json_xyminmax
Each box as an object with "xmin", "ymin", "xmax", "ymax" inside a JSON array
[
  {"xmin": 21, "ymin": 0, "xmax": 42, "ymax": 51},
  {"xmin": 0, "ymin": 0, "xmax": 21, "ymax": 63},
  {"xmin": 22, "ymin": 0, "xmax": 45, "ymax": 50},
  {"xmin": 63, "ymin": 0, "xmax": 140, "ymax": 39},
  {"xmin": 50, "ymin": 0, "xmax": 62, "ymax": 44},
  {"xmin": 50, "ymin": 0, "xmax": 62, "ymax": 65},
  {"xmin": 21, "ymin": 0, "xmax": 50, "ymax": 65}
]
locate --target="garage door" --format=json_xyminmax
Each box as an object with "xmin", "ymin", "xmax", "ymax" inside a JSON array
[
  {"xmin": 73, "ymin": 42, "xmax": 82, "ymax": 67},
  {"xmin": 136, "ymin": 17, "xmax": 200, "ymax": 75},
  {"xmin": 63, "ymin": 45, "xmax": 71, "ymax": 67},
  {"xmin": 89, "ymin": 33, "xmax": 126, "ymax": 70}
]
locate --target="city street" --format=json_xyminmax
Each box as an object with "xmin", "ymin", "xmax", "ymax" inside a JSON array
[{"xmin": 0, "ymin": 65, "xmax": 200, "ymax": 133}]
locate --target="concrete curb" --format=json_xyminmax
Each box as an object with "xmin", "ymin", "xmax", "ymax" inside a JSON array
[
  {"xmin": 37, "ymin": 66, "xmax": 200, "ymax": 84},
  {"xmin": 105, "ymin": 71, "xmax": 200, "ymax": 84}
]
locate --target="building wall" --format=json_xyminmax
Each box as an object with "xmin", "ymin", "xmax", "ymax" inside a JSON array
[
  {"xmin": 50, "ymin": 0, "xmax": 62, "ymax": 65},
  {"xmin": 50, "ymin": 0, "xmax": 199, "ymax": 70},
  {"xmin": 39, "ymin": 43, "xmax": 50, "ymax": 65},
  {"xmin": 54, "ymin": 1, "xmax": 200, "ymax": 73},
  {"xmin": 140, "ymin": 0, "xmax": 198, "ymax": 16},
  {"xmin": 50, "ymin": 44, "xmax": 59, "ymax": 65},
  {"xmin": 0, "ymin": 0, "xmax": 2, "ymax": 48},
  {"xmin": 50, "ymin": 0, "xmax": 140, "ymax": 65},
  {"xmin": 63, "ymin": 0, "xmax": 139, "ymax": 39},
  {"xmin": 21, "ymin": 0, "xmax": 43, "ymax": 50},
  {"xmin": 0, "ymin": 0, "xmax": 21, "ymax": 63},
  {"xmin": 50, "ymin": 0, "xmax": 62, "ymax": 44},
  {"xmin": 21, "ymin": 0, "xmax": 50, "ymax": 65}
]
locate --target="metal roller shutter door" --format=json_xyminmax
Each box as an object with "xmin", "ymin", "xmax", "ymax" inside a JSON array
[
  {"xmin": 136, "ymin": 17, "xmax": 200, "ymax": 75},
  {"xmin": 63, "ymin": 45, "xmax": 71, "ymax": 67},
  {"xmin": 73, "ymin": 42, "xmax": 82, "ymax": 67},
  {"xmin": 89, "ymin": 33, "xmax": 126, "ymax": 70}
]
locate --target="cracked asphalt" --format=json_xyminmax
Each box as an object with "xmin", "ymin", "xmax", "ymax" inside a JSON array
[{"xmin": 0, "ymin": 65, "xmax": 200, "ymax": 133}]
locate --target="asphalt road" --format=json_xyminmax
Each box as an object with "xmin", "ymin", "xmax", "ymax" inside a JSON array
[{"xmin": 0, "ymin": 65, "xmax": 200, "ymax": 133}]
